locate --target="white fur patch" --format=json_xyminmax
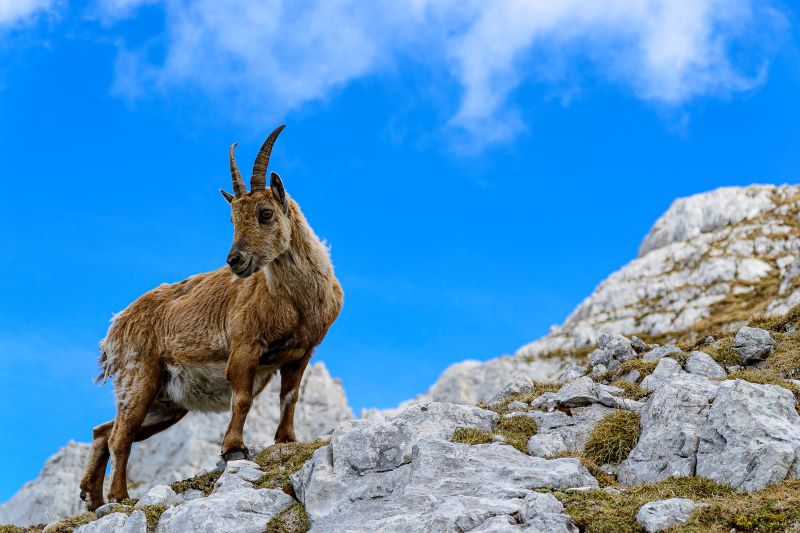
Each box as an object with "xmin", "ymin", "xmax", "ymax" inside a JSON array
[{"xmin": 165, "ymin": 363, "xmax": 273, "ymax": 413}]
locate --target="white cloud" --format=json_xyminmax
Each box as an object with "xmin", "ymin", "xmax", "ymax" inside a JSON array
[
  {"xmin": 102, "ymin": 0, "xmax": 784, "ymax": 149},
  {"xmin": 0, "ymin": 0, "xmax": 56, "ymax": 27}
]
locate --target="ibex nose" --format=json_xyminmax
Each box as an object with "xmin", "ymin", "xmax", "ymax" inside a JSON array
[{"xmin": 227, "ymin": 251, "xmax": 244, "ymax": 268}]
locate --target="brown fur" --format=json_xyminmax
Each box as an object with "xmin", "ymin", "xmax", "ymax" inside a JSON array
[{"xmin": 79, "ymin": 139, "xmax": 343, "ymax": 510}]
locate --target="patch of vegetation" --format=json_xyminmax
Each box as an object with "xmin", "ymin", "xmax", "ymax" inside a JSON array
[
  {"xmin": 558, "ymin": 477, "xmax": 800, "ymax": 533},
  {"xmin": 583, "ymin": 411, "xmax": 640, "ymax": 466},
  {"xmin": 0, "ymin": 526, "xmax": 25, "ymax": 533},
  {"xmin": 703, "ymin": 334, "xmax": 740, "ymax": 367},
  {"xmin": 725, "ymin": 369, "xmax": 800, "ymax": 402},
  {"xmin": 265, "ymin": 503, "xmax": 310, "ymax": 533},
  {"xmin": 480, "ymin": 382, "xmax": 562, "ymax": 414},
  {"xmin": 609, "ymin": 380, "xmax": 651, "ymax": 400},
  {"xmin": 253, "ymin": 441, "xmax": 326, "ymax": 492},
  {"xmin": 451, "ymin": 427, "xmax": 494, "ymax": 445},
  {"xmin": 171, "ymin": 470, "xmax": 222, "ymax": 496},
  {"xmin": 138, "ymin": 505, "xmax": 167, "ymax": 531},
  {"xmin": 597, "ymin": 358, "xmax": 659, "ymax": 383},
  {"xmin": 494, "ymin": 415, "xmax": 538, "ymax": 453},
  {"xmin": 40, "ymin": 513, "xmax": 96, "ymax": 533}
]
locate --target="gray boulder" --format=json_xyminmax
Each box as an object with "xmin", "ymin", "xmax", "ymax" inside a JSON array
[
  {"xmin": 696, "ymin": 379, "xmax": 800, "ymax": 492},
  {"xmin": 640, "ymin": 358, "xmax": 684, "ymax": 390},
  {"xmin": 525, "ymin": 404, "xmax": 615, "ymax": 458},
  {"xmin": 618, "ymin": 375, "xmax": 719, "ymax": 484},
  {"xmin": 636, "ymin": 498, "xmax": 696, "ymax": 532},
  {"xmin": 557, "ymin": 365, "xmax": 587, "ymax": 384},
  {"xmin": 685, "ymin": 351, "xmax": 726, "ymax": 378},
  {"xmin": 551, "ymin": 377, "xmax": 625, "ymax": 408},
  {"xmin": 120, "ymin": 510, "xmax": 148, "ymax": 533},
  {"xmin": 135, "ymin": 485, "xmax": 181, "ymax": 508},
  {"xmin": 74, "ymin": 513, "xmax": 127, "ymax": 533},
  {"xmin": 733, "ymin": 326, "xmax": 774, "ymax": 364},
  {"xmin": 156, "ymin": 487, "xmax": 294, "ymax": 533},
  {"xmin": 642, "ymin": 344, "xmax": 682, "ymax": 362},
  {"xmin": 488, "ymin": 375, "xmax": 535, "ymax": 406}
]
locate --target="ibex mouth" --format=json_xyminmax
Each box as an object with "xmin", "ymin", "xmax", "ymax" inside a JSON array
[{"xmin": 231, "ymin": 257, "xmax": 255, "ymax": 278}]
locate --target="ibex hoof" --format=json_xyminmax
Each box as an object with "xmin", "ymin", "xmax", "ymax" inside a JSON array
[
  {"xmin": 221, "ymin": 447, "xmax": 249, "ymax": 462},
  {"xmin": 80, "ymin": 490, "xmax": 87, "ymax": 501}
]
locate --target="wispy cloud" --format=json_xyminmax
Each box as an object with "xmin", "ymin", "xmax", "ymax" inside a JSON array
[
  {"xmin": 0, "ymin": 0, "xmax": 57, "ymax": 27},
  {"xmin": 101, "ymin": 0, "xmax": 785, "ymax": 149}
]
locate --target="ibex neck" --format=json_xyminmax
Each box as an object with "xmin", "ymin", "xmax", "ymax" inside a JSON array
[{"xmin": 268, "ymin": 201, "xmax": 334, "ymax": 289}]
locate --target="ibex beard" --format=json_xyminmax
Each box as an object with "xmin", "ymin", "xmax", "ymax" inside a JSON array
[{"xmin": 79, "ymin": 125, "xmax": 343, "ymax": 510}]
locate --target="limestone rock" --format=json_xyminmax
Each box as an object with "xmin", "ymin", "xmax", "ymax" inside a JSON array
[
  {"xmin": 557, "ymin": 365, "xmax": 587, "ymax": 384},
  {"xmin": 134, "ymin": 485, "xmax": 180, "ymax": 508},
  {"xmin": 74, "ymin": 513, "xmax": 127, "ymax": 533},
  {"xmin": 120, "ymin": 510, "xmax": 148, "ymax": 533},
  {"xmin": 642, "ymin": 344, "xmax": 682, "ymax": 362},
  {"xmin": 488, "ymin": 375, "xmax": 534, "ymax": 406},
  {"xmin": 293, "ymin": 437, "xmax": 592, "ymax": 531},
  {"xmin": 618, "ymin": 375, "xmax": 719, "ymax": 484},
  {"xmin": 525, "ymin": 404, "xmax": 615, "ymax": 458},
  {"xmin": 636, "ymin": 498, "xmax": 696, "ymax": 532},
  {"xmin": 685, "ymin": 351, "xmax": 726, "ymax": 378},
  {"xmin": 640, "ymin": 358, "xmax": 684, "ymax": 390},
  {"xmin": 733, "ymin": 326, "xmax": 774, "ymax": 364},
  {"xmin": 156, "ymin": 487, "xmax": 294, "ymax": 533},
  {"xmin": 696, "ymin": 379, "xmax": 800, "ymax": 492}
]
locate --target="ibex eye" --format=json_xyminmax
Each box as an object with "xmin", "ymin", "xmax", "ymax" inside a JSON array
[{"xmin": 259, "ymin": 209, "xmax": 274, "ymax": 223}]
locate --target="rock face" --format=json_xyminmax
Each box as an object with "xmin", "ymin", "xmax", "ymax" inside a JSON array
[
  {"xmin": 733, "ymin": 326, "xmax": 774, "ymax": 363},
  {"xmin": 519, "ymin": 185, "xmax": 800, "ymax": 356},
  {"xmin": 292, "ymin": 403, "xmax": 593, "ymax": 531},
  {"xmin": 0, "ymin": 362, "xmax": 352, "ymax": 527}
]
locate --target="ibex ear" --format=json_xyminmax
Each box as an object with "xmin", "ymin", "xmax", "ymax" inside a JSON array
[
  {"xmin": 270, "ymin": 172, "xmax": 289, "ymax": 214},
  {"xmin": 220, "ymin": 189, "xmax": 235, "ymax": 204}
]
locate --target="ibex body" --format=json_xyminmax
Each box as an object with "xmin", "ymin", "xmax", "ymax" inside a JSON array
[{"xmin": 79, "ymin": 126, "xmax": 343, "ymax": 509}]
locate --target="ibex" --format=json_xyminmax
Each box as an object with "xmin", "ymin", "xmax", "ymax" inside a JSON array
[{"xmin": 79, "ymin": 125, "xmax": 343, "ymax": 510}]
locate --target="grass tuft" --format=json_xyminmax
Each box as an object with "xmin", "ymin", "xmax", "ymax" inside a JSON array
[
  {"xmin": 494, "ymin": 415, "xmax": 538, "ymax": 453},
  {"xmin": 583, "ymin": 411, "xmax": 640, "ymax": 466},
  {"xmin": 481, "ymin": 382, "xmax": 561, "ymax": 414},
  {"xmin": 609, "ymin": 380, "xmax": 651, "ymax": 400},
  {"xmin": 138, "ymin": 505, "xmax": 166, "ymax": 531},
  {"xmin": 253, "ymin": 441, "xmax": 326, "ymax": 492},
  {"xmin": 265, "ymin": 503, "xmax": 310, "ymax": 533},
  {"xmin": 451, "ymin": 427, "xmax": 493, "ymax": 445},
  {"xmin": 558, "ymin": 477, "xmax": 800, "ymax": 533},
  {"xmin": 39, "ymin": 513, "xmax": 96, "ymax": 533},
  {"xmin": 171, "ymin": 470, "xmax": 222, "ymax": 496}
]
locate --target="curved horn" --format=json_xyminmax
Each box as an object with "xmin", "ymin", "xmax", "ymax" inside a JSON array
[
  {"xmin": 229, "ymin": 142, "xmax": 247, "ymax": 197},
  {"xmin": 250, "ymin": 124, "xmax": 285, "ymax": 191}
]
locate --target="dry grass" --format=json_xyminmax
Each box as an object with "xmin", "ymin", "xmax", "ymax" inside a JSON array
[
  {"xmin": 494, "ymin": 415, "xmax": 538, "ymax": 453},
  {"xmin": 138, "ymin": 505, "xmax": 167, "ymax": 531},
  {"xmin": 451, "ymin": 427, "xmax": 494, "ymax": 445},
  {"xmin": 265, "ymin": 503, "xmax": 310, "ymax": 533},
  {"xmin": 38, "ymin": 513, "xmax": 96, "ymax": 533},
  {"xmin": 583, "ymin": 411, "xmax": 641, "ymax": 466},
  {"xmin": 558, "ymin": 477, "xmax": 800, "ymax": 533},
  {"xmin": 609, "ymin": 380, "xmax": 652, "ymax": 400},
  {"xmin": 481, "ymin": 383, "xmax": 561, "ymax": 414},
  {"xmin": 171, "ymin": 470, "xmax": 222, "ymax": 496},
  {"xmin": 253, "ymin": 441, "xmax": 326, "ymax": 492},
  {"xmin": 597, "ymin": 359, "xmax": 659, "ymax": 383},
  {"xmin": 451, "ymin": 415, "xmax": 537, "ymax": 453}
]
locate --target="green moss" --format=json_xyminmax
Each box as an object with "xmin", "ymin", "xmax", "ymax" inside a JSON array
[
  {"xmin": 253, "ymin": 441, "xmax": 326, "ymax": 492},
  {"xmin": 264, "ymin": 503, "xmax": 310, "ymax": 533},
  {"xmin": 451, "ymin": 427, "xmax": 494, "ymax": 445},
  {"xmin": 494, "ymin": 415, "xmax": 538, "ymax": 453},
  {"xmin": 40, "ymin": 513, "xmax": 96, "ymax": 533},
  {"xmin": 559, "ymin": 477, "xmax": 800, "ymax": 533},
  {"xmin": 171, "ymin": 470, "xmax": 222, "ymax": 496},
  {"xmin": 583, "ymin": 411, "xmax": 640, "ymax": 466},
  {"xmin": 609, "ymin": 380, "xmax": 651, "ymax": 400},
  {"xmin": 0, "ymin": 526, "xmax": 25, "ymax": 533},
  {"xmin": 138, "ymin": 505, "xmax": 167, "ymax": 531},
  {"xmin": 704, "ymin": 335, "xmax": 740, "ymax": 367}
]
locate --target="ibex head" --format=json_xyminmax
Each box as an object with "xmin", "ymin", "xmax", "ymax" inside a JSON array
[{"xmin": 221, "ymin": 125, "xmax": 292, "ymax": 278}]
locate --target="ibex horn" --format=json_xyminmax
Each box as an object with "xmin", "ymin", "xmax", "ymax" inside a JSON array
[
  {"xmin": 229, "ymin": 143, "xmax": 247, "ymax": 197},
  {"xmin": 251, "ymin": 124, "xmax": 285, "ymax": 191}
]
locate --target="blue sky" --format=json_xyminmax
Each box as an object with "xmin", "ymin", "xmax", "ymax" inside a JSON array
[{"xmin": 1, "ymin": 0, "xmax": 798, "ymax": 500}]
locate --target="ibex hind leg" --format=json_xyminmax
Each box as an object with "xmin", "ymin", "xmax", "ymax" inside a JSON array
[
  {"xmin": 79, "ymin": 402, "xmax": 186, "ymax": 510},
  {"xmin": 106, "ymin": 371, "xmax": 161, "ymax": 503},
  {"xmin": 79, "ymin": 420, "xmax": 114, "ymax": 511}
]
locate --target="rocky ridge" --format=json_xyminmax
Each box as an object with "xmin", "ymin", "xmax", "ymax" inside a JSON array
[{"xmin": 4, "ymin": 185, "xmax": 800, "ymax": 532}]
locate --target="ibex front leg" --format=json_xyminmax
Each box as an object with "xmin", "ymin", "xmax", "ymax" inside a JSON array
[
  {"xmin": 275, "ymin": 351, "xmax": 311, "ymax": 443},
  {"xmin": 221, "ymin": 341, "xmax": 260, "ymax": 461}
]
